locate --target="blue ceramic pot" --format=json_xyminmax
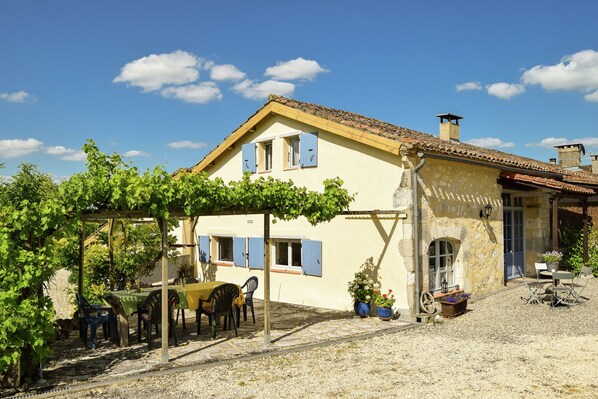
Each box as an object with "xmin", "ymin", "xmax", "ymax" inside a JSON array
[
  {"xmin": 376, "ymin": 306, "xmax": 392, "ymax": 320},
  {"xmin": 354, "ymin": 301, "xmax": 372, "ymax": 318}
]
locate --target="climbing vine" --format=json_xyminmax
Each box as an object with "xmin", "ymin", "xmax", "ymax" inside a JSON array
[{"xmin": 0, "ymin": 140, "xmax": 353, "ymax": 380}]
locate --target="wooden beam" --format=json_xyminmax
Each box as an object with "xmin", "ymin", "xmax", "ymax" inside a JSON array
[
  {"xmin": 78, "ymin": 221, "xmax": 85, "ymax": 297},
  {"xmin": 263, "ymin": 212, "xmax": 271, "ymax": 345},
  {"xmin": 551, "ymin": 196, "xmax": 559, "ymax": 250},
  {"xmin": 583, "ymin": 199, "xmax": 589, "ymax": 264},
  {"xmin": 160, "ymin": 217, "xmax": 169, "ymax": 364}
]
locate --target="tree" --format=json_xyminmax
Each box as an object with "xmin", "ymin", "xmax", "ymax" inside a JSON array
[{"xmin": 0, "ymin": 164, "xmax": 68, "ymax": 382}]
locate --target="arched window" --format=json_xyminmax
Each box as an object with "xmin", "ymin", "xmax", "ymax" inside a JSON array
[{"xmin": 428, "ymin": 240, "xmax": 455, "ymax": 292}]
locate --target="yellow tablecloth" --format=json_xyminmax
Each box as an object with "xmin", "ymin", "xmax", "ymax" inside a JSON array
[{"xmin": 182, "ymin": 281, "xmax": 244, "ymax": 311}]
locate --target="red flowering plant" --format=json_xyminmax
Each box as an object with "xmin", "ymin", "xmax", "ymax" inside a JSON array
[{"xmin": 374, "ymin": 288, "xmax": 396, "ymax": 308}]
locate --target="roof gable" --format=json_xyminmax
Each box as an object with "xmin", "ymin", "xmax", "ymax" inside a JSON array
[{"xmin": 186, "ymin": 95, "xmax": 598, "ymax": 190}]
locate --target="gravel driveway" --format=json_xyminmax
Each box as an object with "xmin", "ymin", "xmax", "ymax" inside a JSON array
[{"xmin": 50, "ymin": 278, "xmax": 598, "ymax": 398}]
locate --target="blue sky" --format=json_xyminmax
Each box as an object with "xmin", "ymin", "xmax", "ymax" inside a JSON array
[{"xmin": 1, "ymin": 1, "xmax": 598, "ymax": 178}]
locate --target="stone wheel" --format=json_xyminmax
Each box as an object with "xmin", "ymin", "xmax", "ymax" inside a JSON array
[{"xmin": 420, "ymin": 291, "xmax": 436, "ymax": 314}]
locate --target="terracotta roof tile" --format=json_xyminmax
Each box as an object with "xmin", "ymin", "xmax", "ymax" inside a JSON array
[
  {"xmin": 500, "ymin": 172, "xmax": 596, "ymax": 195},
  {"xmin": 271, "ymin": 96, "xmax": 598, "ymax": 187}
]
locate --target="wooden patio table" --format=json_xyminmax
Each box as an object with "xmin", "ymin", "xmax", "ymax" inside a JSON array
[{"xmin": 105, "ymin": 281, "xmax": 244, "ymax": 347}]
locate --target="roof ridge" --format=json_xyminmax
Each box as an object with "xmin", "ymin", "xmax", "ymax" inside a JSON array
[{"xmin": 270, "ymin": 96, "xmax": 598, "ymax": 186}]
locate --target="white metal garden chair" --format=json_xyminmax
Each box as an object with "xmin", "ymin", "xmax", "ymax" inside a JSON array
[
  {"xmin": 518, "ymin": 266, "xmax": 547, "ymax": 305},
  {"xmin": 550, "ymin": 271, "xmax": 576, "ymax": 308}
]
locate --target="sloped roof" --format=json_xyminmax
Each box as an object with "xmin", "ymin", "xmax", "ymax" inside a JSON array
[
  {"xmin": 187, "ymin": 95, "xmax": 598, "ymax": 192},
  {"xmin": 500, "ymin": 172, "xmax": 596, "ymax": 195},
  {"xmin": 270, "ymin": 96, "xmax": 598, "ymax": 187}
]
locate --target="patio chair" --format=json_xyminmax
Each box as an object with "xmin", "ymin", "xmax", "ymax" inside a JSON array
[
  {"xmin": 197, "ymin": 283, "xmax": 239, "ymax": 339},
  {"xmin": 566, "ymin": 266, "xmax": 593, "ymax": 303},
  {"xmin": 517, "ymin": 266, "xmax": 547, "ymax": 305},
  {"xmin": 550, "ymin": 271, "xmax": 575, "ymax": 308},
  {"xmin": 76, "ymin": 294, "xmax": 117, "ymax": 350},
  {"xmin": 137, "ymin": 289, "xmax": 179, "ymax": 350},
  {"xmin": 534, "ymin": 263, "xmax": 548, "ymax": 279},
  {"xmin": 171, "ymin": 277, "xmax": 199, "ymax": 330},
  {"xmin": 237, "ymin": 276, "xmax": 258, "ymax": 327}
]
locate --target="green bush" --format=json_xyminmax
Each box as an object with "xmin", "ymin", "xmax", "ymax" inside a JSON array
[{"xmin": 562, "ymin": 225, "xmax": 598, "ymax": 275}]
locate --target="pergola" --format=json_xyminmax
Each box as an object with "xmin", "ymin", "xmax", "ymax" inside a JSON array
[{"xmin": 79, "ymin": 208, "xmax": 276, "ymax": 364}]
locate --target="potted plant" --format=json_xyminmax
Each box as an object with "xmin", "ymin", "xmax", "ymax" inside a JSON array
[
  {"xmin": 542, "ymin": 251, "xmax": 563, "ymax": 272},
  {"xmin": 439, "ymin": 292, "xmax": 470, "ymax": 318},
  {"xmin": 347, "ymin": 272, "xmax": 377, "ymax": 317},
  {"xmin": 176, "ymin": 263, "xmax": 193, "ymax": 287},
  {"xmin": 374, "ymin": 289, "xmax": 395, "ymax": 320}
]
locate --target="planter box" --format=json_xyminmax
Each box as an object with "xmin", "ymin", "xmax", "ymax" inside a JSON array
[{"xmin": 440, "ymin": 299, "xmax": 468, "ymax": 318}]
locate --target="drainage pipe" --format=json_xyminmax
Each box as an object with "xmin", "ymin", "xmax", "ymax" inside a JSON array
[{"xmin": 412, "ymin": 153, "xmax": 426, "ymax": 317}]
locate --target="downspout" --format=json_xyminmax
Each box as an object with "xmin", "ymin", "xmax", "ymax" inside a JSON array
[{"xmin": 412, "ymin": 153, "xmax": 425, "ymax": 317}]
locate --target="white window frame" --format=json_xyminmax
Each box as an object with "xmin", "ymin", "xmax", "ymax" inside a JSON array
[
  {"xmin": 216, "ymin": 236, "xmax": 233, "ymax": 263},
  {"xmin": 264, "ymin": 142, "xmax": 273, "ymax": 171},
  {"xmin": 289, "ymin": 138, "xmax": 300, "ymax": 168},
  {"xmin": 428, "ymin": 240, "xmax": 455, "ymax": 292},
  {"xmin": 273, "ymin": 239, "xmax": 302, "ymax": 271}
]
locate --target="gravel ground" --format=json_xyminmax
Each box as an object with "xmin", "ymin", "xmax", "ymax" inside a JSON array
[{"xmin": 54, "ymin": 278, "xmax": 598, "ymax": 399}]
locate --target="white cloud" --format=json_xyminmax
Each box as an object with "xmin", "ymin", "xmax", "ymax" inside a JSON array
[
  {"xmin": 123, "ymin": 150, "xmax": 149, "ymax": 157},
  {"xmin": 465, "ymin": 137, "xmax": 515, "ymax": 149},
  {"xmin": 113, "ymin": 50, "xmax": 201, "ymax": 92},
  {"xmin": 264, "ymin": 57, "xmax": 329, "ymax": 81},
  {"xmin": 61, "ymin": 151, "xmax": 86, "ymax": 161},
  {"xmin": 584, "ymin": 90, "xmax": 598, "ymax": 102},
  {"xmin": 526, "ymin": 137, "xmax": 570, "ymax": 148},
  {"xmin": 575, "ymin": 137, "xmax": 598, "ymax": 148},
  {"xmin": 160, "ymin": 82, "xmax": 222, "ymax": 103},
  {"xmin": 168, "ymin": 140, "xmax": 207, "ymax": 149},
  {"xmin": 0, "ymin": 138, "xmax": 44, "ymax": 158},
  {"xmin": 486, "ymin": 82, "xmax": 526, "ymax": 100},
  {"xmin": 210, "ymin": 64, "xmax": 246, "ymax": 81},
  {"xmin": 46, "ymin": 145, "xmax": 75, "ymax": 155},
  {"xmin": 521, "ymin": 50, "xmax": 598, "ymax": 98},
  {"xmin": 525, "ymin": 137, "xmax": 598, "ymax": 149},
  {"xmin": 0, "ymin": 90, "xmax": 34, "ymax": 103},
  {"xmin": 232, "ymin": 79, "xmax": 295, "ymax": 100},
  {"xmin": 455, "ymin": 81, "xmax": 482, "ymax": 92}
]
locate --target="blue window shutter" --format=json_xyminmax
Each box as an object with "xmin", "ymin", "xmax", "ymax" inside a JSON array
[
  {"xmin": 302, "ymin": 239, "xmax": 322, "ymax": 276},
  {"xmin": 242, "ymin": 143, "xmax": 256, "ymax": 173},
  {"xmin": 233, "ymin": 237, "xmax": 247, "ymax": 267},
  {"xmin": 300, "ymin": 132, "xmax": 318, "ymax": 168},
  {"xmin": 198, "ymin": 235, "xmax": 210, "ymax": 263},
  {"xmin": 248, "ymin": 237, "xmax": 264, "ymax": 270}
]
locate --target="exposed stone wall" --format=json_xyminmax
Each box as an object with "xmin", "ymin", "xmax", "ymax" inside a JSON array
[
  {"xmin": 418, "ymin": 158, "xmax": 503, "ymax": 295},
  {"xmin": 523, "ymin": 195, "xmax": 551, "ymax": 275}
]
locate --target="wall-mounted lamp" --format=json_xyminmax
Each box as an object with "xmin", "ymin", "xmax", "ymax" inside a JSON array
[{"xmin": 480, "ymin": 203, "xmax": 493, "ymax": 219}]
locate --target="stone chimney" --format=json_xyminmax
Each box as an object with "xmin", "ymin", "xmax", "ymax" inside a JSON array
[
  {"xmin": 549, "ymin": 158, "xmax": 557, "ymax": 165},
  {"xmin": 591, "ymin": 154, "xmax": 598, "ymax": 174},
  {"xmin": 436, "ymin": 113, "xmax": 463, "ymax": 142},
  {"xmin": 554, "ymin": 143, "xmax": 585, "ymax": 168}
]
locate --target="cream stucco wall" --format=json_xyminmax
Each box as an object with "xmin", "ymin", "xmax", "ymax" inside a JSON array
[
  {"xmin": 192, "ymin": 114, "xmax": 411, "ymax": 311},
  {"xmin": 418, "ymin": 158, "xmax": 504, "ymax": 294}
]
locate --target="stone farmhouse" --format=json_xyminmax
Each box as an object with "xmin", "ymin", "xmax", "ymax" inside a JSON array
[{"xmin": 176, "ymin": 95, "xmax": 598, "ymax": 314}]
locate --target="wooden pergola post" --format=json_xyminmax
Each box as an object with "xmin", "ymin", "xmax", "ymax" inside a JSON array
[
  {"xmin": 159, "ymin": 217, "xmax": 169, "ymax": 364},
  {"xmin": 582, "ymin": 199, "xmax": 589, "ymax": 264},
  {"xmin": 263, "ymin": 212, "xmax": 271, "ymax": 345},
  {"xmin": 551, "ymin": 195, "xmax": 559, "ymax": 251},
  {"xmin": 78, "ymin": 221, "xmax": 85, "ymax": 296}
]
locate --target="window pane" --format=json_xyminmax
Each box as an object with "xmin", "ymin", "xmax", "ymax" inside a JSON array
[
  {"xmin": 291, "ymin": 242, "xmax": 302, "ymax": 266},
  {"xmin": 291, "ymin": 139, "xmax": 300, "ymax": 166},
  {"xmin": 265, "ymin": 143, "xmax": 272, "ymax": 171},
  {"xmin": 428, "ymin": 242, "xmax": 436, "ymax": 257},
  {"xmin": 277, "ymin": 242, "xmax": 289, "ymax": 265},
  {"xmin": 439, "ymin": 241, "xmax": 446, "ymax": 254},
  {"xmin": 219, "ymin": 237, "xmax": 233, "ymax": 261}
]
